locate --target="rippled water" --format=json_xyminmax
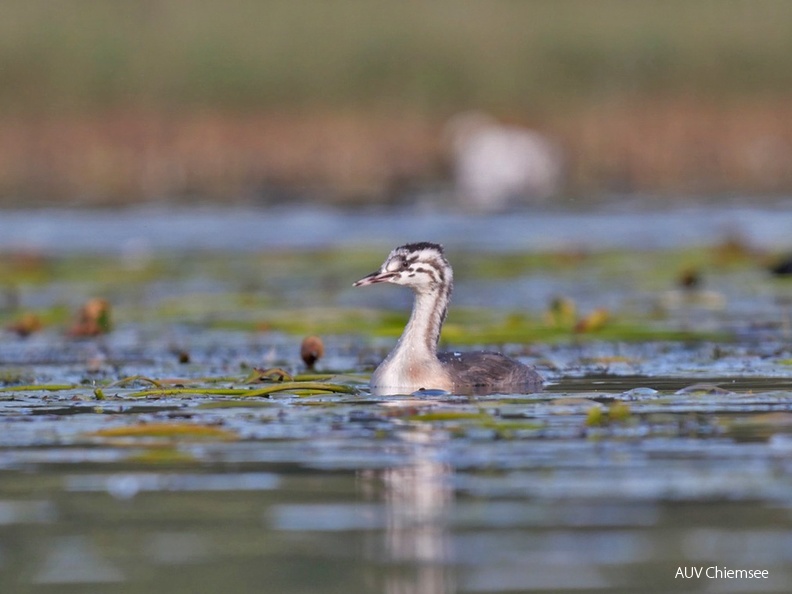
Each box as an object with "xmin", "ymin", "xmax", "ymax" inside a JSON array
[
  {"xmin": 2, "ymin": 339, "xmax": 792, "ymax": 593},
  {"xmin": 1, "ymin": 206, "xmax": 792, "ymax": 592}
]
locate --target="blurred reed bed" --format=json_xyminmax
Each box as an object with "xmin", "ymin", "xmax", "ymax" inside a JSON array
[
  {"xmin": 1, "ymin": 0, "xmax": 791, "ymax": 203},
  {"xmin": 1, "ymin": 99, "xmax": 791, "ymax": 204}
]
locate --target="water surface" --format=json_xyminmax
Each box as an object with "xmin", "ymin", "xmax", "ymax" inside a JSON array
[{"xmin": 1, "ymin": 206, "xmax": 792, "ymax": 592}]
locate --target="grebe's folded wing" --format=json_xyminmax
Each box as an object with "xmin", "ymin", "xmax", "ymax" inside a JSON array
[{"xmin": 437, "ymin": 351, "xmax": 542, "ymax": 391}]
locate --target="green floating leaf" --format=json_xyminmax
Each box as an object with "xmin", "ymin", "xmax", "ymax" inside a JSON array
[
  {"xmin": 126, "ymin": 382, "xmax": 358, "ymax": 399},
  {"xmin": 126, "ymin": 387, "xmax": 253, "ymax": 398},
  {"xmin": 109, "ymin": 375, "xmax": 165, "ymax": 388},
  {"xmin": 241, "ymin": 382, "xmax": 359, "ymax": 397},
  {"xmin": 243, "ymin": 367, "xmax": 293, "ymax": 383},
  {"xmin": 0, "ymin": 384, "xmax": 76, "ymax": 392},
  {"xmin": 293, "ymin": 373, "xmax": 337, "ymax": 382}
]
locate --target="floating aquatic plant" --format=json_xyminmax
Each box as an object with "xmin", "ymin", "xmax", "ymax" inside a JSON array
[
  {"xmin": 67, "ymin": 297, "xmax": 112, "ymax": 337},
  {"xmin": 586, "ymin": 402, "xmax": 632, "ymax": 427},
  {"xmin": 124, "ymin": 381, "xmax": 358, "ymax": 399},
  {"xmin": 6, "ymin": 312, "xmax": 43, "ymax": 337},
  {"xmin": 88, "ymin": 423, "xmax": 239, "ymax": 440},
  {"xmin": 0, "ymin": 383, "xmax": 76, "ymax": 392},
  {"xmin": 243, "ymin": 367, "xmax": 293, "ymax": 383}
]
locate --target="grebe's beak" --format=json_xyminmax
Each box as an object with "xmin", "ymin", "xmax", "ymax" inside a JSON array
[{"xmin": 353, "ymin": 270, "xmax": 396, "ymax": 287}]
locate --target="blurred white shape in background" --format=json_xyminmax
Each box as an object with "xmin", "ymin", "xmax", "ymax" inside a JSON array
[{"xmin": 447, "ymin": 111, "xmax": 563, "ymax": 211}]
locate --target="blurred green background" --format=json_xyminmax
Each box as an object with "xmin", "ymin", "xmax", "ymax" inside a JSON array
[{"xmin": 1, "ymin": 0, "xmax": 791, "ymax": 205}]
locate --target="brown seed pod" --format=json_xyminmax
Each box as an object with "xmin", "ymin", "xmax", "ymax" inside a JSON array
[{"xmin": 300, "ymin": 335, "xmax": 324, "ymax": 369}]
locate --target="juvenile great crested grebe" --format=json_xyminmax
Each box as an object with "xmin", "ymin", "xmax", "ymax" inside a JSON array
[{"xmin": 354, "ymin": 242, "xmax": 543, "ymax": 394}]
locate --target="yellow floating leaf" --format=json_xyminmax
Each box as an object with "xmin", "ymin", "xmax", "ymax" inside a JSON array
[
  {"xmin": 583, "ymin": 356, "xmax": 634, "ymax": 365},
  {"xmin": 7, "ymin": 312, "xmax": 43, "ymax": 337},
  {"xmin": 608, "ymin": 402, "xmax": 632, "ymax": 422},
  {"xmin": 575, "ymin": 308, "xmax": 610, "ymax": 333},
  {"xmin": 586, "ymin": 406, "xmax": 604, "ymax": 426},
  {"xmin": 89, "ymin": 423, "xmax": 238, "ymax": 440},
  {"xmin": 68, "ymin": 297, "xmax": 112, "ymax": 337}
]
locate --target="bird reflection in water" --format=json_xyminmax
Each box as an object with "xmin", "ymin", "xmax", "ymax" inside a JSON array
[{"xmin": 357, "ymin": 428, "xmax": 455, "ymax": 594}]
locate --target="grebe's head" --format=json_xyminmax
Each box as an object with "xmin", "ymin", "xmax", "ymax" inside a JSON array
[{"xmin": 353, "ymin": 242, "xmax": 452, "ymax": 293}]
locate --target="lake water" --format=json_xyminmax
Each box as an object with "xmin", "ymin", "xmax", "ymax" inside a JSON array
[
  {"xmin": 1, "ymin": 204, "xmax": 792, "ymax": 593},
  {"xmin": 1, "ymin": 202, "xmax": 791, "ymax": 253}
]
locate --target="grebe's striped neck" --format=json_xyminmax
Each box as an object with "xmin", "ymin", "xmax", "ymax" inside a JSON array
[
  {"xmin": 399, "ymin": 267, "xmax": 452, "ymax": 354},
  {"xmin": 380, "ymin": 243, "xmax": 453, "ymax": 354}
]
